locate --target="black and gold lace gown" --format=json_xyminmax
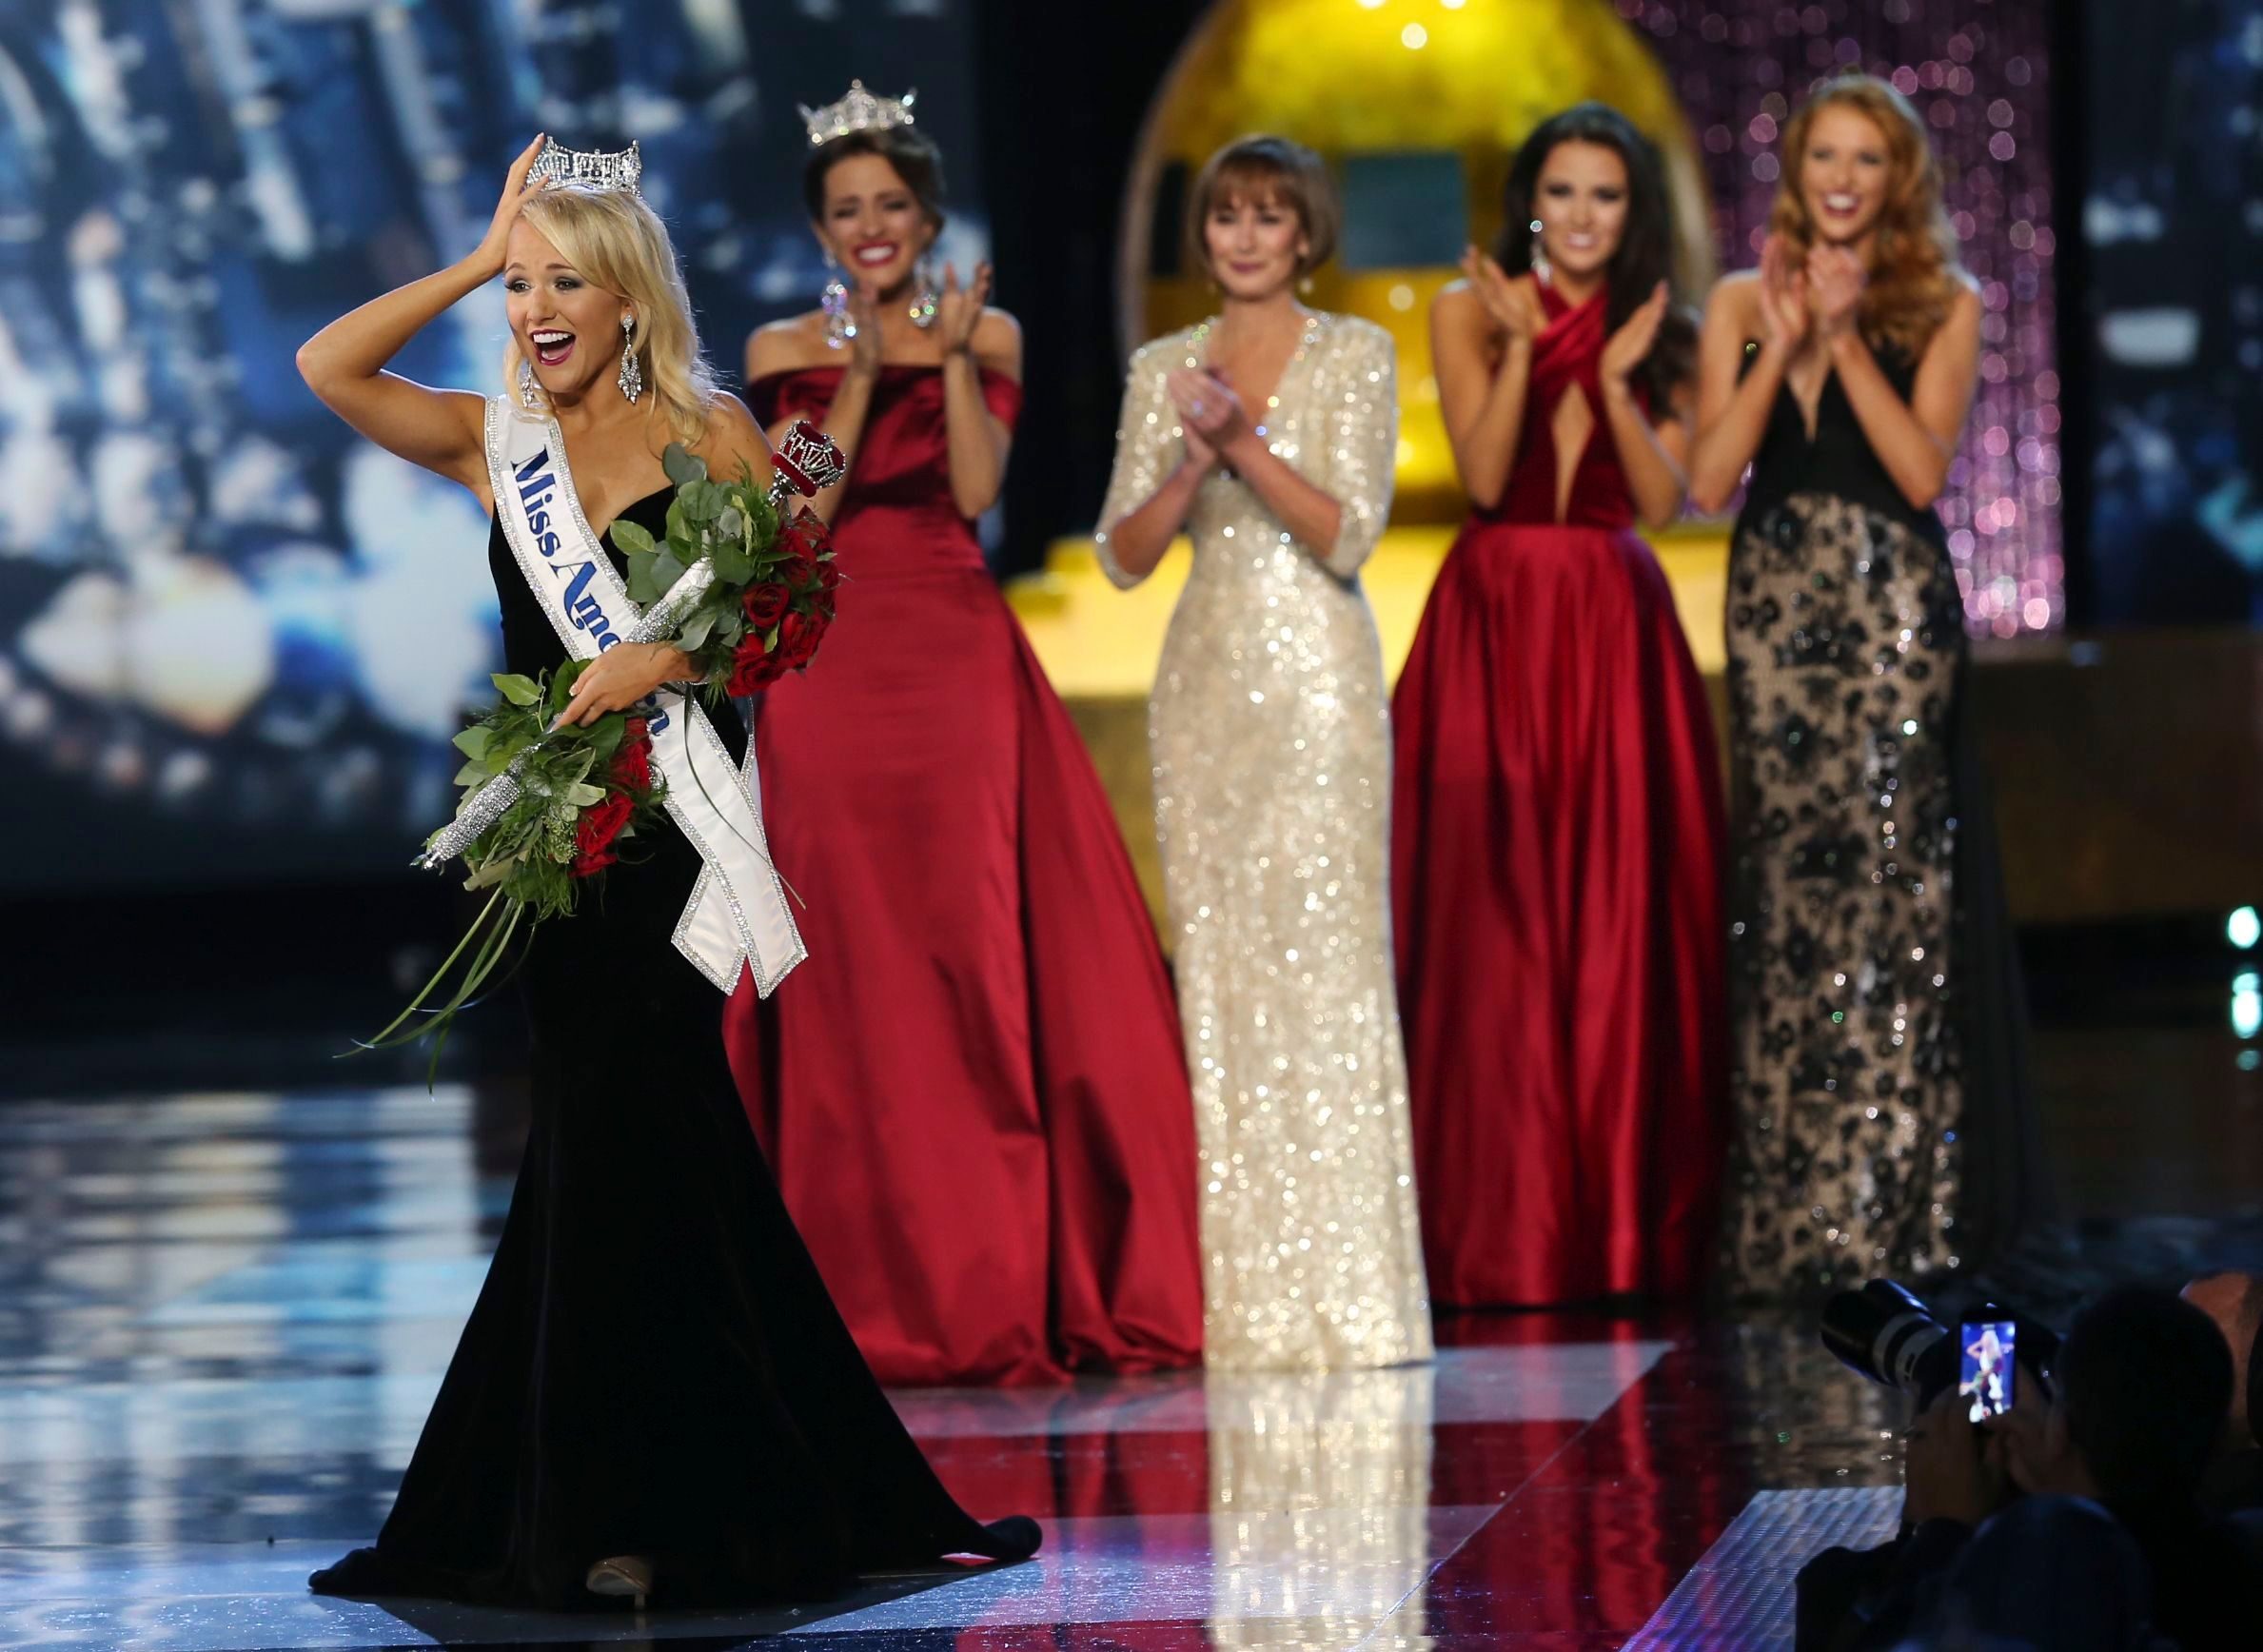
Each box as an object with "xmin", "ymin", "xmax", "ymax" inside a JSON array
[
  {"xmin": 1720, "ymin": 344, "xmax": 2038, "ymax": 1301},
  {"xmin": 307, "ymin": 487, "xmax": 1038, "ymax": 1609}
]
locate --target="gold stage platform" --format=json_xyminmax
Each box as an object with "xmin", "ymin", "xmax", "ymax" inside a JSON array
[
  {"xmin": 1006, "ymin": 524, "xmax": 1732, "ymax": 696},
  {"xmin": 1002, "ymin": 533, "xmax": 2263, "ymax": 933}
]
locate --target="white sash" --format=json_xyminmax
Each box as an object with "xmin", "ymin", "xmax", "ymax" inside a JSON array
[{"xmin": 484, "ymin": 397, "xmax": 804, "ymax": 997}]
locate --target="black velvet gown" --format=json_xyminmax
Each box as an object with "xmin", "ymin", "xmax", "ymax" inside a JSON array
[{"xmin": 308, "ymin": 488, "xmax": 1039, "ymax": 1609}]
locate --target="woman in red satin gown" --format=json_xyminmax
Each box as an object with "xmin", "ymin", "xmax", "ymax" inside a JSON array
[
  {"xmin": 1391, "ymin": 105, "xmax": 1726, "ymax": 1307},
  {"xmin": 723, "ymin": 97, "xmax": 1204, "ymax": 1384}
]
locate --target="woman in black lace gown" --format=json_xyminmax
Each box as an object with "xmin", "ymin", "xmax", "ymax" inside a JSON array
[
  {"xmin": 292, "ymin": 136, "xmax": 1037, "ymax": 1609},
  {"xmin": 1690, "ymin": 78, "xmax": 2039, "ymax": 1301}
]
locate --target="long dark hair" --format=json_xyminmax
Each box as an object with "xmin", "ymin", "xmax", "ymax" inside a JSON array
[{"xmin": 1493, "ymin": 102, "xmax": 1693, "ymax": 405}]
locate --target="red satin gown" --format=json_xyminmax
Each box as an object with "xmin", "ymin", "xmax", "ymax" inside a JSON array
[
  {"xmin": 724, "ymin": 363, "xmax": 1205, "ymax": 1384},
  {"xmin": 1390, "ymin": 285, "xmax": 1726, "ymax": 1306}
]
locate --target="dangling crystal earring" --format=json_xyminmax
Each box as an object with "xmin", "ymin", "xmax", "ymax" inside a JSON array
[
  {"xmin": 1527, "ymin": 218, "xmax": 1552, "ymax": 286},
  {"xmin": 518, "ymin": 357, "xmax": 541, "ymax": 409},
  {"xmin": 821, "ymin": 250, "xmax": 855, "ymax": 350},
  {"xmin": 907, "ymin": 256, "xmax": 938, "ymax": 330},
  {"xmin": 617, "ymin": 314, "xmax": 643, "ymax": 404}
]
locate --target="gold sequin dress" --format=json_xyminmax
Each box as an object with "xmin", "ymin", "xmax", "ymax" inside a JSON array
[{"xmin": 1096, "ymin": 310, "xmax": 1433, "ymax": 1371}]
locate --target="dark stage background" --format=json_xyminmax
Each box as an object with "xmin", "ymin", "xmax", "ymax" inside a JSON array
[{"xmin": 2072, "ymin": 0, "xmax": 2263, "ymax": 626}]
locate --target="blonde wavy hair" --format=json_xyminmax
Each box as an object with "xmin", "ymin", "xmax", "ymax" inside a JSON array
[
  {"xmin": 1769, "ymin": 74, "xmax": 1963, "ymax": 358},
  {"xmin": 502, "ymin": 185, "xmax": 719, "ymax": 445}
]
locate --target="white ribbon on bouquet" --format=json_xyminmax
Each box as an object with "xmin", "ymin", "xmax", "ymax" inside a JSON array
[{"xmin": 479, "ymin": 396, "xmax": 804, "ymax": 996}]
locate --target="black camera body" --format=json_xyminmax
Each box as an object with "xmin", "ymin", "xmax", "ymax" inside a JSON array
[{"xmin": 1820, "ymin": 1279, "xmax": 2060, "ymax": 1409}]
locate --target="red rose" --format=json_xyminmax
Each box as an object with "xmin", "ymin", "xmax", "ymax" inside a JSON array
[
  {"xmin": 741, "ymin": 581, "xmax": 791, "ymax": 631},
  {"xmin": 777, "ymin": 508, "xmax": 830, "ymax": 590},
  {"xmin": 727, "ymin": 636, "xmax": 786, "ymax": 696},
  {"xmin": 817, "ymin": 557, "xmax": 841, "ymax": 593},
  {"xmin": 610, "ymin": 719, "xmax": 652, "ymax": 791},
  {"xmin": 783, "ymin": 504, "xmax": 831, "ymax": 554},
  {"xmin": 573, "ymin": 792, "xmax": 635, "ymax": 877},
  {"xmin": 776, "ymin": 608, "xmax": 822, "ymax": 672}
]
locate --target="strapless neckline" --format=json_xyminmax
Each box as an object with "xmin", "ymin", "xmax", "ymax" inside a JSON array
[{"xmin": 587, "ymin": 482, "xmax": 675, "ymax": 547}]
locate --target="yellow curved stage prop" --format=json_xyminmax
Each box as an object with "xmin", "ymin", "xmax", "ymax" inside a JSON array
[
  {"xmin": 1009, "ymin": 525, "xmax": 1728, "ymax": 699},
  {"xmin": 1119, "ymin": 0, "xmax": 1714, "ymax": 522}
]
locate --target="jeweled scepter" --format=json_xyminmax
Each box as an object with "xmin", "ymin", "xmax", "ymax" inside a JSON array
[{"xmin": 418, "ymin": 423, "xmax": 845, "ymax": 870}]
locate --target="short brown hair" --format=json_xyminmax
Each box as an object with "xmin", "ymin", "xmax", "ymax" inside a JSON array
[{"xmin": 1182, "ymin": 135, "xmax": 1339, "ymax": 282}]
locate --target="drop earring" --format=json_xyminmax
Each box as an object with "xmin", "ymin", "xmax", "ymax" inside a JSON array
[
  {"xmin": 616, "ymin": 314, "xmax": 643, "ymax": 403},
  {"xmin": 907, "ymin": 256, "xmax": 938, "ymax": 330},
  {"xmin": 518, "ymin": 357, "xmax": 541, "ymax": 409},
  {"xmin": 821, "ymin": 249, "xmax": 855, "ymax": 350},
  {"xmin": 1527, "ymin": 218, "xmax": 1552, "ymax": 286}
]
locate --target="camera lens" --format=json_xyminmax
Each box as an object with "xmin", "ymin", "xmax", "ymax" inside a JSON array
[{"xmin": 1820, "ymin": 1279, "xmax": 1953, "ymax": 1400}]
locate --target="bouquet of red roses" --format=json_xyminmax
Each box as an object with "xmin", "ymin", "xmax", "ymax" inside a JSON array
[
  {"xmin": 359, "ymin": 661, "xmax": 663, "ymax": 1075},
  {"xmin": 364, "ymin": 426, "xmax": 846, "ymax": 1079},
  {"xmin": 609, "ymin": 422, "xmax": 845, "ymax": 699}
]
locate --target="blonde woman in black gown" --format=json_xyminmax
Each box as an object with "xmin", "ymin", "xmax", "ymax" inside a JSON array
[{"xmin": 293, "ymin": 134, "xmax": 1035, "ymax": 1610}]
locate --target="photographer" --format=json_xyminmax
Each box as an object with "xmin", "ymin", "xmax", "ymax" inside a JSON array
[
  {"xmin": 1799, "ymin": 1286, "xmax": 2253, "ymax": 1650},
  {"xmin": 2182, "ymin": 1269, "xmax": 2263, "ymax": 1514}
]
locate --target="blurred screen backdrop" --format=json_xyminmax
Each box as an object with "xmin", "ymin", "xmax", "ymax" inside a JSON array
[{"xmin": 0, "ymin": 0, "xmax": 988, "ymax": 893}]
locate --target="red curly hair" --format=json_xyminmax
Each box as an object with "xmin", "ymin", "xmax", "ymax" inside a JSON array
[{"xmin": 1768, "ymin": 74, "xmax": 1964, "ymax": 358}]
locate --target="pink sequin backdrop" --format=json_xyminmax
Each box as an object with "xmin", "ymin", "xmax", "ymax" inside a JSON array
[{"xmin": 1624, "ymin": 0, "xmax": 2059, "ymax": 635}]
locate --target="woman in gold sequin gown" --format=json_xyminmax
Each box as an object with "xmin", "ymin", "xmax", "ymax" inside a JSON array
[{"xmin": 1095, "ymin": 137, "xmax": 1431, "ymax": 1372}]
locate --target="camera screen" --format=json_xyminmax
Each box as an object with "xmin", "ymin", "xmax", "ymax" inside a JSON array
[{"xmin": 1960, "ymin": 1320, "xmax": 2017, "ymax": 1422}]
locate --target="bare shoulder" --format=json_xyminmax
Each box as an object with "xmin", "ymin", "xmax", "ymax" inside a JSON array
[
  {"xmin": 1431, "ymin": 280, "xmax": 1494, "ymax": 336},
  {"xmin": 744, "ymin": 313, "xmax": 828, "ymax": 380},
  {"xmin": 974, "ymin": 306, "xmax": 1023, "ymax": 378},
  {"xmin": 698, "ymin": 390, "xmax": 774, "ymax": 473},
  {"xmin": 1919, "ymin": 275, "xmax": 1985, "ymax": 369},
  {"xmin": 1709, "ymin": 268, "xmax": 1763, "ymax": 305}
]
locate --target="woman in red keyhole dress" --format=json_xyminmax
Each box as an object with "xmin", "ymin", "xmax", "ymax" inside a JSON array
[{"xmin": 1391, "ymin": 104, "xmax": 1727, "ymax": 1308}]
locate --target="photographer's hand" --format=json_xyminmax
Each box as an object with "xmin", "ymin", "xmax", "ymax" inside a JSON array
[
  {"xmin": 1903, "ymin": 1386, "xmax": 2001, "ymax": 1528},
  {"xmin": 1996, "ymin": 1360, "xmax": 2094, "ymax": 1499}
]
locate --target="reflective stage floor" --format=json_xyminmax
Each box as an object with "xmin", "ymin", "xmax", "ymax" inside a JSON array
[
  {"xmin": 3, "ymin": 921, "xmax": 2258, "ymax": 1650},
  {"xmin": 0, "ymin": 1085, "xmax": 1903, "ymax": 1651}
]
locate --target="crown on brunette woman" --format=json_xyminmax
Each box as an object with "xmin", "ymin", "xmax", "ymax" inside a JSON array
[
  {"xmin": 798, "ymin": 81, "xmax": 916, "ymax": 147},
  {"xmin": 523, "ymin": 138, "xmax": 642, "ymax": 196}
]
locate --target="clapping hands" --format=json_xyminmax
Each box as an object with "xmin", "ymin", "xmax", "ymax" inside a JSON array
[
  {"xmin": 1461, "ymin": 246, "xmax": 1547, "ymax": 346},
  {"xmin": 1804, "ymin": 242, "xmax": 1866, "ymax": 340},
  {"xmin": 934, "ymin": 261, "xmax": 993, "ymax": 358},
  {"xmin": 1600, "ymin": 280, "xmax": 1672, "ymax": 389},
  {"xmin": 1757, "ymin": 233, "xmax": 1811, "ymax": 352},
  {"xmin": 1167, "ymin": 367, "xmax": 1244, "ymax": 471}
]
